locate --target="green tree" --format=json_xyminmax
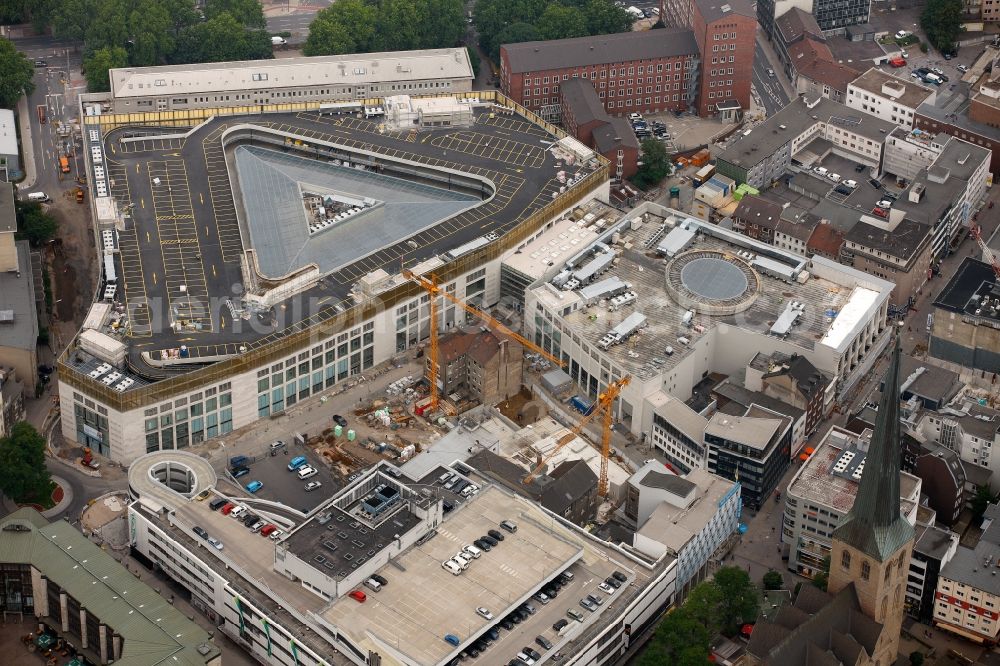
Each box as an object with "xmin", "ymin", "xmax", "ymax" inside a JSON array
[
  {"xmin": 492, "ymin": 22, "xmax": 540, "ymax": 60},
  {"xmin": 423, "ymin": 0, "xmax": 466, "ymax": 48},
  {"xmin": 52, "ymin": 0, "xmax": 99, "ymax": 41},
  {"xmin": 160, "ymin": 0, "xmax": 201, "ymax": 36},
  {"xmin": 535, "ymin": 3, "xmax": 588, "ymax": 40},
  {"xmin": 763, "ymin": 569, "xmax": 784, "ymax": 591},
  {"xmin": 0, "ymin": 37, "xmax": 35, "ymax": 108},
  {"xmin": 582, "ymin": 0, "xmax": 632, "ymax": 35},
  {"xmin": 83, "ymin": 45, "xmax": 128, "ymax": 92},
  {"xmin": 683, "ymin": 577, "xmax": 723, "ymax": 636},
  {"xmin": 303, "ymin": 0, "xmax": 378, "ymax": 56},
  {"xmin": 714, "ymin": 566, "xmax": 761, "ymax": 634},
  {"xmin": 466, "ymin": 46, "xmax": 481, "ymax": 77},
  {"xmin": 921, "ymin": 0, "xmax": 963, "ymax": 52},
  {"xmin": 474, "ymin": 0, "xmax": 546, "ymax": 61},
  {"xmin": 655, "ymin": 607, "xmax": 711, "ymax": 663},
  {"xmin": 204, "ymin": 0, "xmax": 266, "ymax": 30},
  {"xmin": 0, "ymin": 423, "xmax": 52, "ymax": 504},
  {"xmin": 632, "ymin": 138, "xmax": 672, "ymax": 189},
  {"xmin": 15, "ymin": 201, "xmax": 58, "ymax": 246},
  {"xmin": 373, "ymin": 0, "xmax": 430, "ymax": 51},
  {"xmin": 971, "ymin": 484, "xmax": 996, "ymax": 523},
  {"xmin": 173, "ymin": 14, "xmax": 272, "ymax": 64}
]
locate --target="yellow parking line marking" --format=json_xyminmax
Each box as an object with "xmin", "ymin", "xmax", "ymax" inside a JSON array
[
  {"xmin": 152, "ymin": 272, "xmax": 158, "ymax": 285},
  {"xmin": 136, "ymin": 164, "xmax": 140, "ymax": 173},
  {"xmin": 199, "ymin": 192, "xmax": 204, "ymax": 204},
  {"xmin": 146, "ymin": 231, "xmax": 151, "ymax": 243},
  {"xmin": 141, "ymin": 199, "xmax": 145, "ymax": 209},
  {"xmin": 212, "ymin": 265, "xmax": 216, "ymax": 277}
]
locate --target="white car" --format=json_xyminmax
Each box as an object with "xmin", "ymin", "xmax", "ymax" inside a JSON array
[
  {"xmin": 207, "ymin": 537, "xmax": 223, "ymax": 550},
  {"xmin": 304, "ymin": 481, "xmax": 322, "ymax": 491},
  {"xmin": 895, "ymin": 30, "xmax": 910, "ymax": 40},
  {"xmin": 599, "ymin": 582, "xmax": 616, "ymax": 594},
  {"xmin": 813, "ymin": 166, "xmax": 828, "ymax": 176},
  {"xmin": 628, "ymin": 112, "xmax": 643, "ymax": 122},
  {"xmin": 842, "ymin": 179, "xmax": 858, "ymax": 189},
  {"xmin": 297, "ymin": 466, "xmax": 318, "ymax": 479},
  {"xmin": 442, "ymin": 560, "xmax": 461, "ymax": 575},
  {"xmin": 877, "ymin": 199, "xmax": 893, "ymax": 208},
  {"xmin": 828, "ymin": 172, "xmax": 841, "ymax": 182},
  {"xmin": 931, "ymin": 66, "xmax": 944, "ymax": 76},
  {"xmin": 463, "ymin": 544, "xmax": 482, "ymax": 559},
  {"xmin": 268, "ymin": 529, "xmax": 284, "ymax": 541},
  {"xmin": 958, "ymin": 64, "xmax": 970, "ymax": 73},
  {"xmin": 476, "ymin": 607, "xmax": 494, "ymax": 620},
  {"xmin": 454, "ymin": 553, "xmax": 471, "ymax": 570}
]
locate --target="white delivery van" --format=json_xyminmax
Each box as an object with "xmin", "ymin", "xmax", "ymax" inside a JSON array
[{"xmin": 27, "ymin": 192, "xmax": 49, "ymax": 202}]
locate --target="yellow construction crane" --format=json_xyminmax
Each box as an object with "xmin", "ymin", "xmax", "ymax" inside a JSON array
[
  {"xmin": 402, "ymin": 269, "xmax": 564, "ymax": 414},
  {"xmin": 523, "ymin": 376, "xmax": 630, "ymax": 497}
]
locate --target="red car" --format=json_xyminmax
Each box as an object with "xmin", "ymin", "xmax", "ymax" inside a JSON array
[
  {"xmin": 889, "ymin": 57, "xmax": 906, "ymax": 67},
  {"xmin": 349, "ymin": 590, "xmax": 367, "ymax": 603},
  {"xmin": 220, "ymin": 502, "xmax": 235, "ymax": 515},
  {"xmin": 872, "ymin": 207, "xmax": 889, "ymax": 218},
  {"xmin": 260, "ymin": 524, "xmax": 276, "ymax": 537}
]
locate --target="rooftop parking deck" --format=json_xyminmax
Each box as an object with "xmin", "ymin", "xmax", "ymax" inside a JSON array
[{"xmin": 80, "ymin": 103, "xmax": 591, "ymax": 382}]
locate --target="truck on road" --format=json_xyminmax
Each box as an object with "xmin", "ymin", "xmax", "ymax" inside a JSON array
[{"xmin": 59, "ymin": 155, "xmax": 70, "ymax": 173}]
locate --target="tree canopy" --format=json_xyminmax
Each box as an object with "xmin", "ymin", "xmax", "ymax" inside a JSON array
[
  {"xmin": 0, "ymin": 37, "xmax": 36, "ymax": 108},
  {"xmin": 45, "ymin": 0, "xmax": 273, "ymax": 87},
  {"xmin": 633, "ymin": 138, "xmax": 672, "ymax": 190},
  {"xmin": 304, "ymin": 0, "xmax": 463, "ymax": 56},
  {"xmin": 920, "ymin": 0, "xmax": 964, "ymax": 52},
  {"xmin": 474, "ymin": 0, "xmax": 632, "ymax": 61},
  {"xmin": 637, "ymin": 567, "xmax": 761, "ymax": 662},
  {"xmin": 763, "ymin": 570, "xmax": 784, "ymax": 591},
  {"xmin": 0, "ymin": 423, "xmax": 52, "ymax": 504},
  {"xmin": 15, "ymin": 201, "xmax": 58, "ymax": 246}
]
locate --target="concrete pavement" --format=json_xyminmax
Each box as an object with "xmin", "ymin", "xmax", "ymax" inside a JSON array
[{"xmin": 15, "ymin": 95, "xmax": 37, "ymax": 190}]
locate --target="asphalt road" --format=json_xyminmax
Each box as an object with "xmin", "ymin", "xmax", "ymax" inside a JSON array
[
  {"xmin": 752, "ymin": 41, "xmax": 790, "ymax": 118},
  {"xmin": 14, "ymin": 36, "xmax": 84, "ymax": 196}
]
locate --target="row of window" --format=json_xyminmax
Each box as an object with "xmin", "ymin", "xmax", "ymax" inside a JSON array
[{"xmin": 524, "ymin": 61, "xmax": 690, "ymax": 86}]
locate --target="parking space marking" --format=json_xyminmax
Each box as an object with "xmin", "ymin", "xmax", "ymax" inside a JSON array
[
  {"xmin": 201, "ymin": 126, "xmax": 246, "ymax": 263},
  {"xmin": 147, "ymin": 159, "xmax": 213, "ymax": 332},
  {"xmin": 115, "ymin": 228, "xmax": 153, "ymax": 337}
]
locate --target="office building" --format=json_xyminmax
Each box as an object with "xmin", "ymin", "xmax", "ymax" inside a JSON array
[
  {"xmin": 783, "ymin": 425, "xmax": 921, "ymax": 578},
  {"xmin": 929, "ymin": 257, "xmax": 1000, "ymax": 374},
  {"xmin": 846, "ymin": 68, "xmax": 936, "ymax": 129},
  {"xmin": 499, "ymin": 30, "xmax": 700, "ymax": 121},
  {"xmin": 105, "ymin": 49, "xmax": 473, "ymax": 113},
  {"xmin": 704, "ymin": 406, "xmax": 792, "ymax": 508},
  {"xmin": 689, "ymin": 0, "xmax": 757, "ymax": 118},
  {"xmin": 560, "ymin": 78, "xmax": 640, "ymax": 181},
  {"xmin": 0, "ymin": 109, "xmax": 19, "ymax": 181},
  {"xmin": 626, "ymin": 463, "xmax": 741, "ymax": 595},
  {"xmin": 934, "ymin": 504, "xmax": 1000, "ymax": 643},
  {"xmin": 0, "ymin": 184, "xmax": 38, "ymax": 396}
]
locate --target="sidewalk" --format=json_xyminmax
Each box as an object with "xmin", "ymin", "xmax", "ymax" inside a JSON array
[{"xmin": 16, "ymin": 95, "xmax": 37, "ymax": 191}]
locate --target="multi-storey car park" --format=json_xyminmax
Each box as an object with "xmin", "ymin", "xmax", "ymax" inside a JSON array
[
  {"xmin": 127, "ymin": 451, "xmax": 678, "ymax": 666},
  {"xmin": 61, "ymin": 52, "xmax": 610, "ymax": 464}
]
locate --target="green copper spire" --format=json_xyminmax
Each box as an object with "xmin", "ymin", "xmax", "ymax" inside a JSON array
[{"xmin": 832, "ymin": 333, "xmax": 915, "ymax": 561}]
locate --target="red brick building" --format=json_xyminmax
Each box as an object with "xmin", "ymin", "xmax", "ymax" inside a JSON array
[
  {"xmin": 559, "ymin": 78, "xmax": 640, "ymax": 182},
  {"xmin": 499, "ymin": 29, "xmax": 700, "ymax": 120},
  {"xmin": 689, "ymin": 0, "xmax": 757, "ymax": 118}
]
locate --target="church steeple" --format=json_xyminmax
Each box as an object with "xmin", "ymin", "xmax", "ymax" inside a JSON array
[{"xmin": 832, "ymin": 332, "xmax": 915, "ymax": 561}]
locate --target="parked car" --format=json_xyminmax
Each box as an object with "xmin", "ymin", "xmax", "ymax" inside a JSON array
[
  {"xmin": 473, "ymin": 538, "xmax": 492, "ymax": 552},
  {"xmin": 599, "ymin": 582, "xmax": 616, "ymax": 594},
  {"xmin": 516, "ymin": 652, "xmax": 535, "ymax": 665},
  {"xmin": 193, "ymin": 526, "xmax": 209, "ymax": 539},
  {"xmin": 500, "ymin": 618, "xmax": 515, "ymax": 630},
  {"xmin": 525, "ymin": 647, "xmax": 542, "ymax": 661},
  {"xmin": 229, "ymin": 505, "xmax": 246, "ymax": 519},
  {"xmin": 877, "ymin": 199, "xmax": 893, "ymax": 208},
  {"xmin": 476, "ymin": 607, "xmax": 494, "ymax": 620},
  {"xmin": 246, "ymin": 480, "xmax": 263, "ymax": 493},
  {"xmin": 611, "ymin": 570, "xmax": 628, "ymax": 583},
  {"xmin": 535, "ymin": 636, "xmax": 553, "ymax": 650},
  {"xmin": 349, "ymin": 590, "xmax": 366, "ymax": 602},
  {"xmin": 586, "ymin": 593, "xmax": 604, "ymax": 606},
  {"xmin": 260, "ymin": 524, "xmax": 277, "ymax": 537},
  {"xmin": 444, "ymin": 634, "xmax": 461, "ymax": 647},
  {"xmin": 269, "ymin": 440, "xmax": 285, "ymax": 452},
  {"xmin": 605, "ymin": 576, "xmax": 622, "ymax": 589},
  {"xmin": 304, "ymin": 481, "xmax": 322, "ymax": 491},
  {"xmin": 481, "ymin": 534, "xmax": 498, "ymax": 547},
  {"xmin": 232, "ymin": 466, "xmax": 250, "ymax": 478},
  {"xmin": 268, "ymin": 529, "xmax": 284, "ymax": 541},
  {"xmin": 868, "ymin": 178, "xmax": 882, "ymax": 189},
  {"xmin": 958, "ymin": 64, "xmax": 970, "ymax": 73},
  {"xmin": 209, "ymin": 498, "xmax": 228, "ymax": 511},
  {"xmin": 533, "ymin": 591, "xmax": 550, "ymax": 604},
  {"xmin": 297, "ymin": 466, "xmax": 318, "ymax": 479},
  {"xmin": 500, "ymin": 520, "xmax": 518, "ymax": 533},
  {"xmin": 487, "ymin": 529, "xmax": 505, "ymax": 542},
  {"xmin": 207, "ymin": 537, "xmax": 223, "ymax": 550},
  {"xmin": 371, "ymin": 573, "xmax": 388, "ymax": 586},
  {"xmin": 567, "ymin": 609, "xmax": 585, "ymax": 622},
  {"xmin": 220, "ymin": 502, "xmax": 235, "ymax": 515},
  {"xmin": 333, "ymin": 414, "xmax": 348, "ymax": 427},
  {"xmin": 843, "ymin": 179, "xmax": 858, "ymax": 189},
  {"xmin": 580, "ymin": 597, "xmax": 597, "ymax": 611},
  {"xmin": 287, "ymin": 455, "xmax": 308, "ymax": 471},
  {"xmin": 872, "ymin": 207, "xmax": 889, "ymax": 218},
  {"xmin": 552, "ymin": 619, "xmax": 569, "ymax": 632},
  {"xmin": 834, "ymin": 185, "xmax": 852, "ymax": 195}
]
